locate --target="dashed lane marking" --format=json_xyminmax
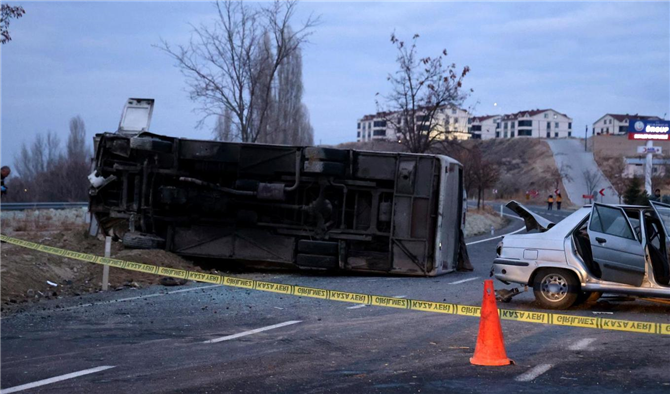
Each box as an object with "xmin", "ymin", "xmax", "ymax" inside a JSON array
[
  {"xmin": 0, "ymin": 366, "xmax": 116, "ymax": 394},
  {"xmin": 515, "ymin": 364, "xmax": 553, "ymax": 382},
  {"xmin": 203, "ymin": 320, "xmax": 302, "ymax": 344},
  {"xmin": 568, "ymin": 338, "xmax": 596, "ymax": 351},
  {"xmin": 449, "ymin": 277, "xmax": 481, "ymax": 285}
]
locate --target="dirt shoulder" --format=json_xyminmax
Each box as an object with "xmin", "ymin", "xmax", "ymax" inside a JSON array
[
  {"xmin": 0, "ymin": 225, "xmax": 209, "ymax": 314},
  {"xmin": 464, "ymin": 206, "xmax": 509, "ymax": 237}
]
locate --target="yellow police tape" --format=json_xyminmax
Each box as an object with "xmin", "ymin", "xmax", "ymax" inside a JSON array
[{"xmin": 2, "ymin": 234, "xmax": 669, "ymax": 336}]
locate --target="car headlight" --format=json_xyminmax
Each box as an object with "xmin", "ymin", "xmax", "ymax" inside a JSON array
[{"xmin": 496, "ymin": 241, "xmax": 503, "ymax": 257}]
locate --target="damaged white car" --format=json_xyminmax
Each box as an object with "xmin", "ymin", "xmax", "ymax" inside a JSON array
[{"xmin": 492, "ymin": 201, "xmax": 670, "ymax": 309}]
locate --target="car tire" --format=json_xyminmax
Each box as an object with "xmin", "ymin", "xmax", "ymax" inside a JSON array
[{"xmin": 532, "ymin": 268, "xmax": 580, "ymax": 310}]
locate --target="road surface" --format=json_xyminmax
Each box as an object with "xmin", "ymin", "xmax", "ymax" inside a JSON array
[
  {"xmin": 2, "ymin": 204, "xmax": 669, "ymax": 393},
  {"xmin": 546, "ymin": 138, "xmax": 619, "ymax": 205}
]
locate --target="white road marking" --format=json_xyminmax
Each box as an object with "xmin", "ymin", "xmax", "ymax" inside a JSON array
[
  {"xmin": 0, "ymin": 365, "xmax": 115, "ymax": 394},
  {"xmin": 346, "ymin": 304, "xmax": 368, "ymax": 309},
  {"xmin": 466, "ymin": 226, "xmax": 525, "ymax": 246},
  {"xmin": 448, "ymin": 277, "xmax": 480, "ymax": 285},
  {"xmin": 393, "ymin": 295, "xmax": 407, "ymax": 299},
  {"xmin": 203, "ymin": 320, "xmax": 302, "ymax": 344},
  {"xmin": 515, "ymin": 363, "xmax": 553, "ymax": 382},
  {"xmin": 59, "ymin": 285, "xmax": 222, "ymax": 311},
  {"xmin": 568, "ymin": 338, "xmax": 596, "ymax": 351}
]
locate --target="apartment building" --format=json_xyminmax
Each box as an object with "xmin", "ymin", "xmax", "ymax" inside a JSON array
[
  {"xmin": 468, "ymin": 115, "xmax": 497, "ymax": 139},
  {"xmin": 356, "ymin": 106, "xmax": 471, "ymax": 142},
  {"xmin": 593, "ymin": 114, "xmax": 663, "ymax": 135},
  {"xmin": 470, "ymin": 109, "xmax": 572, "ymax": 140}
]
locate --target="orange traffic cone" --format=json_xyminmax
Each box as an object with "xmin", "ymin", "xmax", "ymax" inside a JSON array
[{"xmin": 470, "ymin": 279, "xmax": 513, "ymax": 366}]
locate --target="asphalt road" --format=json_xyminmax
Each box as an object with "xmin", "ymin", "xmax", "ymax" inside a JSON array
[{"xmin": 2, "ymin": 203, "xmax": 669, "ymax": 393}]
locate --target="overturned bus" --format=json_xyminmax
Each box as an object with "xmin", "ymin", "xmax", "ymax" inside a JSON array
[{"xmin": 88, "ymin": 99, "xmax": 467, "ymax": 276}]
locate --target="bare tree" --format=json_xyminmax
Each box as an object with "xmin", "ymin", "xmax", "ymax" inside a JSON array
[
  {"xmin": 1, "ymin": 4, "xmax": 25, "ymax": 44},
  {"xmin": 600, "ymin": 156, "xmax": 627, "ymax": 203},
  {"xmin": 377, "ymin": 33, "xmax": 470, "ymax": 153},
  {"xmin": 157, "ymin": 0, "xmax": 317, "ymax": 143},
  {"xmin": 213, "ymin": 108, "xmax": 236, "ymax": 141},
  {"xmin": 15, "ymin": 131, "xmax": 60, "ymax": 182},
  {"xmin": 271, "ymin": 42, "xmax": 313, "ymax": 145},
  {"xmin": 8, "ymin": 117, "xmax": 91, "ymax": 202},
  {"xmin": 583, "ymin": 169, "xmax": 603, "ymax": 203}
]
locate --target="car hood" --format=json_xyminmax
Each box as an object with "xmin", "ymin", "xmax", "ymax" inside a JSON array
[{"xmin": 506, "ymin": 200, "xmax": 555, "ymax": 232}]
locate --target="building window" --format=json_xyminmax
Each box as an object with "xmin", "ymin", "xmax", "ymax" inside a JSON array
[
  {"xmin": 451, "ymin": 109, "xmax": 457, "ymax": 115},
  {"xmin": 471, "ymin": 125, "xmax": 482, "ymax": 132},
  {"xmin": 544, "ymin": 113, "xmax": 548, "ymax": 118},
  {"xmin": 554, "ymin": 132, "xmax": 558, "ymax": 138},
  {"xmin": 357, "ymin": 131, "xmax": 360, "ymax": 138},
  {"xmin": 568, "ymin": 122, "xmax": 572, "ymax": 129},
  {"xmin": 511, "ymin": 131, "xmax": 515, "ymax": 138},
  {"xmin": 619, "ymin": 126, "xmax": 627, "ymax": 133},
  {"xmin": 496, "ymin": 122, "xmax": 501, "ymax": 129},
  {"xmin": 568, "ymin": 131, "xmax": 572, "ymax": 137},
  {"xmin": 495, "ymin": 131, "xmax": 500, "ymax": 138},
  {"xmin": 418, "ymin": 124, "xmax": 430, "ymax": 132},
  {"xmin": 373, "ymin": 120, "xmax": 387, "ymax": 128},
  {"xmin": 504, "ymin": 131, "xmax": 508, "ymax": 138},
  {"xmin": 555, "ymin": 122, "xmax": 559, "ymax": 128},
  {"xmin": 511, "ymin": 122, "xmax": 515, "ymax": 129},
  {"xmin": 547, "ymin": 121, "xmax": 551, "ymax": 129},
  {"xmin": 518, "ymin": 129, "xmax": 532, "ymax": 136},
  {"xmin": 546, "ymin": 131, "xmax": 551, "ymax": 138},
  {"xmin": 504, "ymin": 122, "xmax": 508, "ymax": 130},
  {"xmin": 373, "ymin": 129, "xmax": 386, "ymax": 136},
  {"xmin": 416, "ymin": 115, "xmax": 429, "ymax": 122},
  {"xmin": 357, "ymin": 123, "xmax": 361, "ymax": 129},
  {"xmin": 606, "ymin": 127, "xmax": 609, "ymax": 133},
  {"xmin": 518, "ymin": 120, "xmax": 532, "ymax": 127}
]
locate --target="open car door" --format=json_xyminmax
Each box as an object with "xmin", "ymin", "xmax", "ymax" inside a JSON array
[
  {"xmin": 648, "ymin": 201, "xmax": 670, "ymax": 285},
  {"xmin": 587, "ymin": 203, "xmax": 645, "ymax": 287}
]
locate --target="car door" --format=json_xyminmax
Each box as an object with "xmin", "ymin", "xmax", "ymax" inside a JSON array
[
  {"xmin": 587, "ymin": 203, "xmax": 645, "ymax": 286},
  {"xmin": 650, "ymin": 201, "xmax": 670, "ymax": 234}
]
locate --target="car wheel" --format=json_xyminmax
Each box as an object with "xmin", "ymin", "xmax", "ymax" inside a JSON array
[{"xmin": 532, "ymin": 269, "xmax": 580, "ymax": 310}]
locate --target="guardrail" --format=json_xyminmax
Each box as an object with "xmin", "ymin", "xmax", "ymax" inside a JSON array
[{"xmin": 0, "ymin": 202, "xmax": 88, "ymax": 211}]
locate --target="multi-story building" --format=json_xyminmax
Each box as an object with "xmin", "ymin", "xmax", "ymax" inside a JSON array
[
  {"xmin": 356, "ymin": 106, "xmax": 471, "ymax": 142},
  {"xmin": 470, "ymin": 109, "xmax": 572, "ymax": 140},
  {"xmin": 592, "ymin": 114, "xmax": 663, "ymax": 135},
  {"xmin": 468, "ymin": 115, "xmax": 497, "ymax": 139}
]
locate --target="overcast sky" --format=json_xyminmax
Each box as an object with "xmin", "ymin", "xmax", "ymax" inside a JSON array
[{"xmin": 2, "ymin": 1, "xmax": 669, "ymax": 169}]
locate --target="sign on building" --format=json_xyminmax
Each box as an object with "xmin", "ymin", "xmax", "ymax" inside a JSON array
[{"xmin": 628, "ymin": 119, "xmax": 670, "ymax": 140}]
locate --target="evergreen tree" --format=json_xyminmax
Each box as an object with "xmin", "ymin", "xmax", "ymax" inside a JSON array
[{"xmin": 623, "ymin": 177, "xmax": 642, "ymax": 205}]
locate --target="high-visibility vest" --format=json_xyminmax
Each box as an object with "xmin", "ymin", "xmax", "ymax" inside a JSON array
[
  {"xmin": 556, "ymin": 195, "xmax": 562, "ymax": 202},
  {"xmin": 548, "ymin": 197, "xmax": 554, "ymax": 203}
]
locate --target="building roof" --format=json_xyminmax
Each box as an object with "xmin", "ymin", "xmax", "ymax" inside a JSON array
[
  {"xmin": 358, "ymin": 104, "xmax": 467, "ymax": 122},
  {"xmin": 500, "ymin": 108, "xmax": 570, "ymax": 121},
  {"xmin": 470, "ymin": 115, "xmax": 497, "ymax": 123},
  {"xmin": 595, "ymin": 113, "xmax": 663, "ymax": 124}
]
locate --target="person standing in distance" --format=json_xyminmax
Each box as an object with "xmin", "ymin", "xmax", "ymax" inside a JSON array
[{"xmin": 1, "ymin": 166, "xmax": 10, "ymax": 196}]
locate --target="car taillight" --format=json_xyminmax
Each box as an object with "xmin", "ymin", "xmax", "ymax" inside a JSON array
[{"xmin": 496, "ymin": 241, "xmax": 503, "ymax": 257}]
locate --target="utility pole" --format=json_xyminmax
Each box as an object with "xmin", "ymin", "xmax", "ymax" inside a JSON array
[
  {"xmin": 584, "ymin": 125, "xmax": 588, "ymax": 152},
  {"xmin": 645, "ymin": 140, "xmax": 653, "ymax": 195}
]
